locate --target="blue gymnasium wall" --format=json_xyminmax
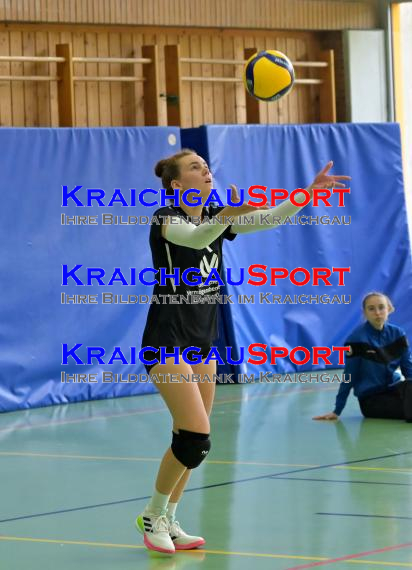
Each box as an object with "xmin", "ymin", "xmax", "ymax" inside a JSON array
[
  {"xmin": 0, "ymin": 128, "xmax": 180, "ymax": 412},
  {"xmin": 1, "ymin": 124, "xmax": 411, "ymax": 412},
  {"xmin": 182, "ymin": 124, "xmax": 412, "ymax": 376}
]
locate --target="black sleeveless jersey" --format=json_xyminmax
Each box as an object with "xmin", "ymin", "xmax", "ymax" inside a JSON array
[{"xmin": 141, "ymin": 204, "xmax": 236, "ymax": 348}]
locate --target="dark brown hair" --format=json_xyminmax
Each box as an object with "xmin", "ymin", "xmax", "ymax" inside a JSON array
[{"xmin": 154, "ymin": 148, "xmax": 197, "ymax": 196}]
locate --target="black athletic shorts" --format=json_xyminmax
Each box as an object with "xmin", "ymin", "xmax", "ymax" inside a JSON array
[{"xmin": 141, "ymin": 345, "xmax": 212, "ymax": 374}]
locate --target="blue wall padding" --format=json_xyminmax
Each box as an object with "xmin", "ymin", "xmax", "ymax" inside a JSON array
[
  {"xmin": 1, "ymin": 124, "xmax": 411, "ymax": 412},
  {"xmin": 0, "ymin": 128, "xmax": 180, "ymax": 412},
  {"xmin": 181, "ymin": 124, "xmax": 412, "ymax": 376}
]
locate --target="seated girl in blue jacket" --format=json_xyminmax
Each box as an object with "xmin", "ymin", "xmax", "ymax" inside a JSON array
[{"xmin": 313, "ymin": 292, "xmax": 412, "ymax": 422}]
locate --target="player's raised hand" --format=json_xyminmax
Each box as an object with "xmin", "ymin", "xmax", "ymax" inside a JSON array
[
  {"xmin": 230, "ymin": 183, "xmax": 242, "ymax": 204},
  {"xmin": 310, "ymin": 161, "xmax": 351, "ymax": 190}
]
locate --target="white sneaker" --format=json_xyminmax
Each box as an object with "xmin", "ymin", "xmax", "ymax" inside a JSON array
[
  {"xmin": 136, "ymin": 511, "xmax": 175, "ymax": 554},
  {"xmin": 169, "ymin": 519, "xmax": 205, "ymax": 550}
]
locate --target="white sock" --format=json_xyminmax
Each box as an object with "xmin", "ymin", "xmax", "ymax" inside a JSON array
[
  {"xmin": 145, "ymin": 490, "xmax": 171, "ymax": 515},
  {"xmin": 166, "ymin": 502, "xmax": 178, "ymax": 521}
]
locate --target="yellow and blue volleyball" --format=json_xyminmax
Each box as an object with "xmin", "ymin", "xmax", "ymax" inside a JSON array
[{"xmin": 243, "ymin": 50, "xmax": 295, "ymax": 102}]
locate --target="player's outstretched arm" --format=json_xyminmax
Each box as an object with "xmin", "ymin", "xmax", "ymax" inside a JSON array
[
  {"xmin": 162, "ymin": 200, "xmax": 267, "ymax": 249},
  {"xmin": 230, "ymin": 161, "xmax": 350, "ymax": 235}
]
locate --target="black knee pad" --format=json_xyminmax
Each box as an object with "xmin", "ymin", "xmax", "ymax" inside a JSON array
[{"xmin": 171, "ymin": 429, "xmax": 211, "ymax": 469}]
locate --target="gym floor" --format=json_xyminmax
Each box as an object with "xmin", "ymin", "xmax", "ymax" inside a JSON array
[{"xmin": 1, "ymin": 373, "xmax": 412, "ymax": 570}]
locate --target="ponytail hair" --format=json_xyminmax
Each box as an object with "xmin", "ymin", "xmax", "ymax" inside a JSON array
[{"xmin": 154, "ymin": 148, "xmax": 196, "ymax": 196}]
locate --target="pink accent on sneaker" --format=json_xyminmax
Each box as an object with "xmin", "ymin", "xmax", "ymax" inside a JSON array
[
  {"xmin": 174, "ymin": 537, "xmax": 206, "ymax": 550},
  {"xmin": 144, "ymin": 534, "xmax": 175, "ymax": 554}
]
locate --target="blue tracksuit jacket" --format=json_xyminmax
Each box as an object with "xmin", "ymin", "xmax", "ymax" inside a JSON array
[{"xmin": 334, "ymin": 321, "xmax": 412, "ymax": 415}]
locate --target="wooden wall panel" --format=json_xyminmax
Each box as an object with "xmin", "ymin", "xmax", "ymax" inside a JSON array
[
  {"xmin": 131, "ymin": 30, "xmax": 143, "ymax": 125},
  {"xmin": 222, "ymin": 35, "xmax": 236, "ymax": 126},
  {"xmin": 85, "ymin": 32, "xmax": 99, "ymax": 126},
  {"xmin": 0, "ymin": 24, "xmax": 337, "ymax": 127},
  {"xmin": 189, "ymin": 35, "xmax": 202, "ymax": 128},
  {"xmin": 0, "ymin": 0, "xmax": 379, "ymax": 29},
  {"xmin": 162, "ymin": 32, "xmax": 177, "ymax": 126},
  {"xmin": 179, "ymin": 34, "xmax": 191, "ymax": 128},
  {"xmin": 96, "ymin": 31, "xmax": 110, "ymax": 126},
  {"xmin": 155, "ymin": 31, "xmax": 168, "ymax": 126},
  {"xmin": 73, "ymin": 31, "xmax": 87, "ymax": 126},
  {"xmin": 0, "ymin": 30, "xmax": 11, "ymax": 126},
  {"xmin": 108, "ymin": 32, "xmax": 122, "ymax": 126},
  {"xmin": 48, "ymin": 29, "xmax": 59, "ymax": 126},
  {"xmin": 233, "ymin": 36, "xmax": 246, "ymax": 124},
  {"xmin": 10, "ymin": 31, "xmax": 25, "ymax": 126},
  {"xmin": 321, "ymin": 31, "xmax": 346, "ymax": 122},
  {"xmin": 35, "ymin": 31, "xmax": 50, "ymax": 127},
  {"xmin": 201, "ymin": 36, "xmax": 213, "ymax": 125},
  {"xmin": 22, "ymin": 29, "xmax": 37, "ymax": 125},
  {"xmin": 211, "ymin": 36, "xmax": 225, "ymax": 126},
  {"xmin": 120, "ymin": 31, "xmax": 136, "ymax": 126}
]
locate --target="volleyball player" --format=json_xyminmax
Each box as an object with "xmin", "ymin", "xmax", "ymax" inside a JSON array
[
  {"xmin": 136, "ymin": 149, "xmax": 350, "ymax": 553},
  {"xmin": 313, "ymin": 292, "xmax": 412, "ymax": 422}
]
